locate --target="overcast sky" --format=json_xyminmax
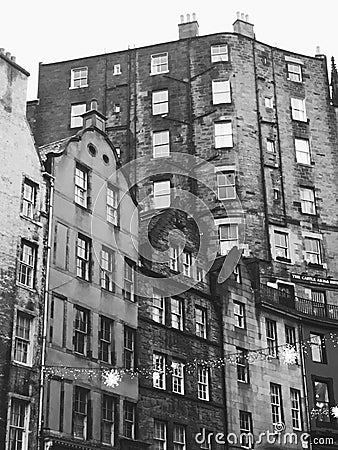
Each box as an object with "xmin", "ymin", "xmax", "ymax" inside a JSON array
[{"xmin": 1, "ymin": 0, "xmax": 336, "ymax": 100}]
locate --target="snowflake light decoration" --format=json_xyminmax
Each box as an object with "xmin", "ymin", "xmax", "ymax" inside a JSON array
[
  {"xmin": 103, "ymin": 369, "xmax": 123, "ymax": 388},
  {"xmin": 331, "ymin": 406, "xmax": 338, "ymax": 419},
  {"xmin": 279, "ymin": 345, "xmax": 298, "ymax": 365}
]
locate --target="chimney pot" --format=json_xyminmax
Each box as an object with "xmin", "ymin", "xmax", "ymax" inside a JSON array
[
  {"xmin": 316, "ymin": 46, "xmax": 321, "ymax": 55},
  {"xmin": 0, "ymin": 48, "xmax": 5, "ymax": 54},
  {"xmin": 6, "ymin": 52, "xmax": 11, "ymax": 59},
  {"xmin": 180, "ymin": 14, "xmax": 184, "ymax": 23},
  {"xmin": 187, "ymin": 13, "xmax": 190, "ymax": 22},
  {"xmin": 192, "ymin": 12, "xmax": 196, "ymax": 21},
  {"xmin": 11, "ymin": 56, "xmax": 16, "ymax": 62},
  {"xmin": 236, "ymin": 11, "xmax": 240, "ymax": 19},
  {"xmin": 241, "ymin": 13, "xmax": 245, "ymax": 20},
  {"xmin": 245, "ymin": 14, "xmax": 249, "ymax": 22}
]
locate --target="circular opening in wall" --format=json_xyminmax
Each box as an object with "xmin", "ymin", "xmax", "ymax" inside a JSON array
[
  {"xmin": 88, "ymin": 144, "xmax": 97, "ymax": 157},
  {"xmin": 103, "ymin": 154, "xmax": 110, "ymax": 165}
]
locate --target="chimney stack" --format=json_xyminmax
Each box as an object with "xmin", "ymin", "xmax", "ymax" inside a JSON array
[
  {"xmin": 233, "ymin": 12, "xmax": 255, "ymax": 39},
  {"xmin": 178, "ymin": 13, "xmax": 199, "ymax": 40}
]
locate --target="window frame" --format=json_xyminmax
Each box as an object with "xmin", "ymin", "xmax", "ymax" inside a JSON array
[
  {"xmin": 102, "ymin": 394, "xmax": 116, "ymax": 446},
  {"xmin": 197, "ymin": 366, "xmax": 210, "ymax": 401},
  {"xmin": 107, "ymin": 184, "xmax": 118, "ymax": 225},
  {"xmin": 291, "ymin": 98, "xmax": 307, "ymax": 122},
  {"xmin": 153, "ymin": 130, "xmax": 170, "ymax": 158},
  {"xmin": 217, "ymin": 171, "xmax": 236, "ymax": 200},
  {"xmin": 153, "ymin": 353, "xmax": 166, "ymax": 390},
  {"xmin": 74, "ymin": 306, "xmax": 90, "ymax": 355},
  {"xmin": 100, "ymin": 246, "xmax": 115, "ymax": 293},
  {"xmin": 211, "ymin": 44, "xmax": 229, "ymax": 63},
  {"xmin": 182, "ymin": 250, "xmax": 192, "ymax": 277},
  {"xmin": 75, "ymin": 163, "xmax": 89, "ymax": 208},
  {"xmin": 219, "ymin": 223, "xmax": 239, "ymax": 255},
  {"xmin": 8, "ymin": 397, "xmax": 30, "ymax": 450},
  {"xmin": 266, "ymin": 139, "xmax": 276, "ymax": 154},
  {"xmin": 234, "ymin": 301, "xmax": 246, "ymax": 329},
  {"xmin": 169, "ymin": 245, "xmax": 179, "ymax": 271},
  {"xmin": 152, "ymin": 90, "xmax": 169, "ymax": 115},
  {"xmin": 73, "ymin": 386, "xmax": 89, "ymax": 439},
  {"xmin": 170, "ymin": 297, "xmax": 183, "ymax": 330},
  {"xmin": 310, "ymin": 332, "xmax": 327, "ymax": 363},
  {"xmin": 123, "ymin": 258, "xmax": 135, "ymax": 302},
  {"xmin": 124, "ymin": 326, "xmax": 135, "ymax": 369},
  {"xmin": 153, "ymin": 180, "xmax": 171, "ymax": 209},
  {"xmin": 274, "ymin": 230, "xmax": 289, "ymax": 261},
  {"xmin": 300, "ymin": 187, "xmax": 316, "ymax": 215},
  {"xmin": 76, "ymin": 234, "xmax": 91, "ymax": 281},
  {"xmin": 71, "ymin": 103, "xmax": 87, "ymax": 128},
  {"xmin": 295, "ymin": 138, "xmax": 311, "ymax": 165},
  {"xmin": 270, "ymin": 383, "xmax": 283, "ymax": 425},
  {"xmin": 239, "ymin": 410, "xmax": 253, "ymax": 449},
  {"xmin": 152, "ymin": 290, "xmax": 165, "ymax": 324},
  {"xmin": 22, "ymin": 177, "xmax": 38, "ymax": 220},
  {"xmin": 70, "ymin": 67, "xmax": 88, "ymax": 89},
  {"xmin": 304, "ymin": 237, "xmax": 322, "ymax": 265},
  {"xmin": 287, "ymin": 63, "xmax": 302, "ymax": 82},
  {"xmin": 150, "ymin": 52, "xmax": 169, "ymax": 75},
  {"xmin": 236, "ymin": 348, "xmax": 249, "ymax": 384},
  {"xmin": 195, "ymin": 306, "xmax": 207, "ymax": 339},
  {"xmin": 173, "ymin": 424, "xmax": 186, "ymax": 450},
  {"xmin": 13, "ymin": 310, "xmax": 34, "ymax": 366},
  {"xmin": 18, "ymin": 240, "xmax": 36, "ymax": 289},
  {"xmin": 212, "ymin": 79, "xmax": 231, "ymax": 104},
  {"xmin": 113, "ymin": 64, "xmax": 121, "ymax": 75},
  {"xmin": 266, "ymin": 319, "xmax": 278, "ymax": 357},
  {"xmin": 123, "ymin": 401, "xmax": 135, "ymax": 439},
  {"xmin": 154, "ymin": 420, "xmax": 167, "ymax": 450},
  {"xmin": 99, "ymin": 316, "xmax": 114, "ymax": 364},
  {"xmin": 172, "ymin": 360, "xmax": 185, "ymax": 395},
  {"xmin": 290, "ymin": 388, "xmax": 302, "ymax": 431},
  {"xmin": 214, "ymin": 121, "xmax": 233, "ymax": 148},
  {"xmin": 313, "ymin": 380, "xmax": 331, "ymax": 423}
]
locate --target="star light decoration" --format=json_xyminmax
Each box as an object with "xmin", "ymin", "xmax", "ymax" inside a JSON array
[
  {"xmin": 279, "ymin": 344, "xmax": 298, "ymax": 365},
  {"xmin": 331, "ymin": 406, "xmax": 338, "ymax": 419},
  {"xmin": 102, "ymin": 369, "xmax": 123, "ymax": 388}
]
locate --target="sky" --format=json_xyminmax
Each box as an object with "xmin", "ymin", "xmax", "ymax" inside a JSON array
[{"xmin": 1, "ymin": 0, "xmax": 336, "ymax": 100}]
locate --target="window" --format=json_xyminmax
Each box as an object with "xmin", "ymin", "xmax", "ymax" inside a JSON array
[
  {"xmin": 151, "ymin": 52, "xmax": 168, "ymax": 74},
  {"xmin": 311, "ymin": 290, "xmax": 326, "ymax": 304},
  {"xmin": 99, "ymin": 316, "xmax": 114, "ymax": 364},
  {"xmin": 114, "ymin": 104, "xmax": 121, "ymax": 113},
  {"xmin": 196, "ymin": 265, "xmax": 205, "ymax": 282},
  {"xmin": 153, "ymin": 290, "xmax": 165, "ymax": 324},
  {"xmin": 169, "ymin": 245, "xmax": 179, "ymax": 271},
  {"xmin": 74, "ymin": 307, "xmax": 89, "ymax": 355},
  {"xmin": 173, "ymin": 424, "xmax": 186, "ymax": 450},
  {"xmin": 71, "ymin": 67, "xmax": 88, "ymax": 88},
  {"xmin": 285, "ymin": 325, "xmax": 297, "ymax": 363},
  {"xmin": 75, "ymin": 164, "xmax": 88, "ymax": 208},
  {"xmin": 219, "ymin": 224, "xmax": 238, "ymax": 255},
  {"xmin": 196, "ymin": 306, "xmax": 207, "ymax": 338},
  {"xmin": 310, "ymin": 333, "xmax": 326, "ymax": 363},
  {"xmin": 123, "ymin": 259, "xmax": 135, "ymax": 302},
  {"xmin": 153, "ymin": 130, "xmax": 170, "ymax": 158},
  {"xmin": 107, "ymin": 185, "xmax": 118, "ymax": 225},
  {"xmin": 266, "ymin": 319, "xmax": 278, "ymax": 357},
  {"xmin": 234, "ymin": 301, "xmax": 245, "ymax": 329},
  {"xmin": 300, "ymin": 188, "xmax": 315, "ymax": 214},
  {"xmin": 154, "ymin": 420, "xmax": 167, "ymax": 450},
  {"xmin": 153, "ymin": 353, "xmax": 166, "ymax": 389},
  {"xmin": 124, "ymin": 326, "xmax": 135, "ymax": 369},
  {"xmin": 287, "ymin": 63, "xmax": 302, "ymax": 82},
  {"xmin": 154, "ymin": 180, "xmax": 171, "ymax": 209},
  {"xmin": 182, "ymin": 250, "xmax": 192, "ymax": 277},
  {"xmin": 211, "ymin": 44, "xmax": 229, "ymax": 62},
  {"xmin": 234, "ymin": 264, "xmax": 241, "ymax": 283},
  {"xmin": 294, "ymin": 138, "xmax": 311, "ymax": 165},
  {"xmin": 102, "ymin": 395, "xmax": 116, "ymax": 445},
  {"xmin": 100, "ymin": 247, "xmax": 115, "ymax": 292},
  {"xmin": 152, "ymin": 90, "xmax": 169, "ymax": 115},
  {"xmin": 76, "ymin": 234, "xmax": 91, "ymax": 281},
  {"xmin": 71, "ymin": 103, "xmax": 86, "ymax": 128},
  {"xmin": 290, "ymin": 389, "xmax": 302, "ymax": 430},
  {"xmin": 8, "ymin": 398, "xmax": 29, "ymax": 450},
  {"xmin": 217, "ymin": 172, "xmax": 235, "ymax": 200},
  {"xmin": 214, "ymin": 122, "xmax": 233, "ymax": 148},
  {"xmin": 197, "ymin": 367, "xmax": 210, "ymax": 401},
  {"xmin": 239, "ymin": 411, "xmax": 253, "ymax": 449},
  {"xmin": 14, "ymin": 311, "xmax": 33, "ymax": 365},
  {"xmin": 113, "ymin": 64, "xmax": 121, "ymax": 75},
  {"xmin": 212, "ymin": 80, "xmax": 231, "ymax": 104},
  {"xmin": 314, "ymin": 381, "xmax": 330, "ymax": 422},
  {"xmin": 274, "ymin": 231, "xmax": 289, "ymax": 260},
  {"xmin": 123, "ymin": 402, "xmax": 135, "ymax": 438},
  {"xmin": 73, "ymin": 387, "xmax": 89, "ymax": 439},
  {"xmin": 170, "ymin": 298, "xmax": 183, "ymax": 330},
  {"xmin": 237, "ymin": 348, "xmax": 249, "ymax": 383},
  {"xmin": 265, "ymin": 97, "xmax": 273, "ymax": 108},
  {"xmin": 270, "ymin": 383, "xmax": 282, "ymax": 425},
  {"xmin": 311, "ymin": 290, "xmax": 327, "ymax": 317},
  {"xmin": 291, "ymin": 98, "xmax": 307, "ymax": 122},
  {"xmin": 304, "ymin": 237, "xmax": 322, "ymax": 265},
  {"xmin": 266, "ymin": 139, "xmax": 276, "ymax": 153},
  {"xmin": 22, "ymin": 178, "xmax": 37, "ymax": 219},
  {"xmin": 172, "ymin": 361, "xmax": 184, "ymax": 394},
  {"xmin": 18, "ymin": 241, "xmax": 36, "ymax": 288}
]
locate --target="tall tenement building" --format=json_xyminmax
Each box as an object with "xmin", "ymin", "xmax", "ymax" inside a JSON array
[
  {"xmin": 0, "ymin": 49, "xmax": 48, "ymax": 448},
  {"xmin": 27, "ymin": 12, "xmax": 338, "ymax": 450}
]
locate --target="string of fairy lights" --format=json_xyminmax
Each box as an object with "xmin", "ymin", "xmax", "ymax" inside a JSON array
[{"xmin": 43, "ymin": 331, "xmax": 338, "ymax": 388}]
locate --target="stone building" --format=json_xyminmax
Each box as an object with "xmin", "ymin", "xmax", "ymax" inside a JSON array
[
  {"xmin": 27, "ymin": 11, "xmax": 338, "ymax": 449},
  {"xmin": 0, "ymin": 49, "xmax": 48, "ymax": 448},
  {"xmin": 39, "ymin": 106, "xmax": 142, "ymax": 450}
]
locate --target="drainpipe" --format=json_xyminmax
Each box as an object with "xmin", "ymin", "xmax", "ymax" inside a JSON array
[
  {"xmin": 298, "ymin": 324, "xmax": 313, "ymax": 450},
  {"xmin": 252, "ymin": 40, "xmax": 272, "ymax": 261},
  {"xmin": 38, "ymin": 169, "xmax": 54, "ymax": 450}
]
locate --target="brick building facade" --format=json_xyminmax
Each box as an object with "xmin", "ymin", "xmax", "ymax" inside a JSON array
[
  {"xmin": 26, "ymin": 12, "xmax": 338, "ymax": 450},
  {"xmin": 0, "ymin": 49, "xmax": 48, "ymax": 449}
]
